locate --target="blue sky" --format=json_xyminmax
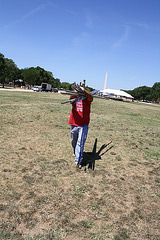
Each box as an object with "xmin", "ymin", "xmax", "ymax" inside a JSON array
[{"xmin": 1, "ymin": 0, "xmax": 160, "ymax": 90}]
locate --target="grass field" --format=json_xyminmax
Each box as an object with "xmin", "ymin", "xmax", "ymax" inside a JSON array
[{"xmin": 0, "ymin": 90, "xmax": 160, "ymax": 240}]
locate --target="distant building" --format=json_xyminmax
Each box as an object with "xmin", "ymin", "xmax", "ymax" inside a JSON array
[
  {"xmin": 15, "ymin": 79, "xmax": 24, "ymax": 87},
  {"xmin": 100, "ymin": 89, "xmax": 134, "ymax": 100}
]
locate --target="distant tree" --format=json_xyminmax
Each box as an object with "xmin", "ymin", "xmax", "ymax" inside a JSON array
[
  {"xmin": 151, "ymin": 82, "xmax": 160, "ymax": 102},
  {"xmin": 139, "ymin": 86, "xmax": 151, "ymax": 101},
  {"xmin": 60, "ymin": 82, "xmax": 72, "ymax": 90},
  {"xmin": 49, "ymin": 78, "xmax": 61, "ymax": 88},
  {"xmin": 126, "ymin": 82, "xmax": 160, "ymax": 102},
  {"xmin": 0, "ymin": 53, "xmax": 5, "ymax": 87},
  {"xmin": 0, "ymin": 53, "xmax": 20, "ymax": 87},
  {"xmin": 5, "ymin": 58, "xmax": 21, "ymax": 86},
  {"xmin": 152, "ymin": 82, "xmax": 160, "ymax": 91},
  {"xmin": 21, "ymin": 67, "xmax": 39, "ymax": 86},
  {"xmin": 21, "ymin": 66, "xmax": 55, "ymax": 86}
]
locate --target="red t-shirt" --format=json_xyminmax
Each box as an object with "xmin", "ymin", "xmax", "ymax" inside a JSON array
[{"xmin": 68, "ymin": 98, "xmax": 91, "ymax": 126}]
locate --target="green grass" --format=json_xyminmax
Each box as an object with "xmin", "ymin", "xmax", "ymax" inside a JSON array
[{"xmin": 0, "ymin": 90, "xmax": 160, "ymax": 239}]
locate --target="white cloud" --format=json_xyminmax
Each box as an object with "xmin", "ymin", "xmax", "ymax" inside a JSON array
[
  {"xmin": 112, "ymin": 25, "xmax": 130, "ymax": 48},
  {"xmin": 4, "ymin": 3, "xmax": 47, "ymax": 28},
  {"xmin": 135, "ymin": 22, "xmax": 150, "ymax": 29},
  {"xmin": 48, "ymin": 2, "xmax": 75, "ymax": 16}
]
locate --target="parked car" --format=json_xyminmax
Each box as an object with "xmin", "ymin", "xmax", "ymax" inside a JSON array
[
  {"xmin": 52, "ymin": 88, "xmax": 58, "ymax": 92},
  {"xmin": 32, "ymin": 86, "xmax": 42, "ymax": 92}
]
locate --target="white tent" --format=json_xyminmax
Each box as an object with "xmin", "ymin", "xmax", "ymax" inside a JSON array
[{"xmin": 100, "ymin": 89, "xmax": 134, "ymax": 99}]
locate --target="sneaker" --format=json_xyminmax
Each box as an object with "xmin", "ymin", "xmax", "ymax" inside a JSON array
[
  {"xmin": 78, "ymin": 165, "xmax": 82, "ymax": 169},
  {"xmin": 75, "ymin": 163, "xmax": 82, "ymax": 169}
]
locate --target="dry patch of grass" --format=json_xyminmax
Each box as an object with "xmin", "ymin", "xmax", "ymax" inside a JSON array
[{"xmin": 0, "ymin": 91, "xmax": 160, "ymax": 239}]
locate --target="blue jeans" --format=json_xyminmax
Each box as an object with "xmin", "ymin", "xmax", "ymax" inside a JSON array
[{"xmin": 71, "ymin": 125, "xmax": 88, "ymax": 164}]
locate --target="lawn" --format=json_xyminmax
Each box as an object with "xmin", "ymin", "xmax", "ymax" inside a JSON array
[{"xmin": 0, "ymin": 90, "xmax": 160, "ymax": 240}]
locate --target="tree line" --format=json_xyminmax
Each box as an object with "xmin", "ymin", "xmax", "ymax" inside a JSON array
[
  {"xmin": 0, "ymin": 53, "xmax": 72, "ymax": 90},
  {"xmin": 126, "ymin": 83, "xmax": 160, "ymax": 102},
  {"xmin": 0, "ymin": 53, "xmax": 94, "ymax": 91},
  {"xmin": 0, "ymin": 53, "xmax": 159, "ymax": 101}
]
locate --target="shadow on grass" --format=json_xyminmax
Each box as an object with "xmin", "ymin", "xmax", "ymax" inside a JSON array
[{"xmin": 81, "ymin": 138, "xmax": 113, "ymax": 170}]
